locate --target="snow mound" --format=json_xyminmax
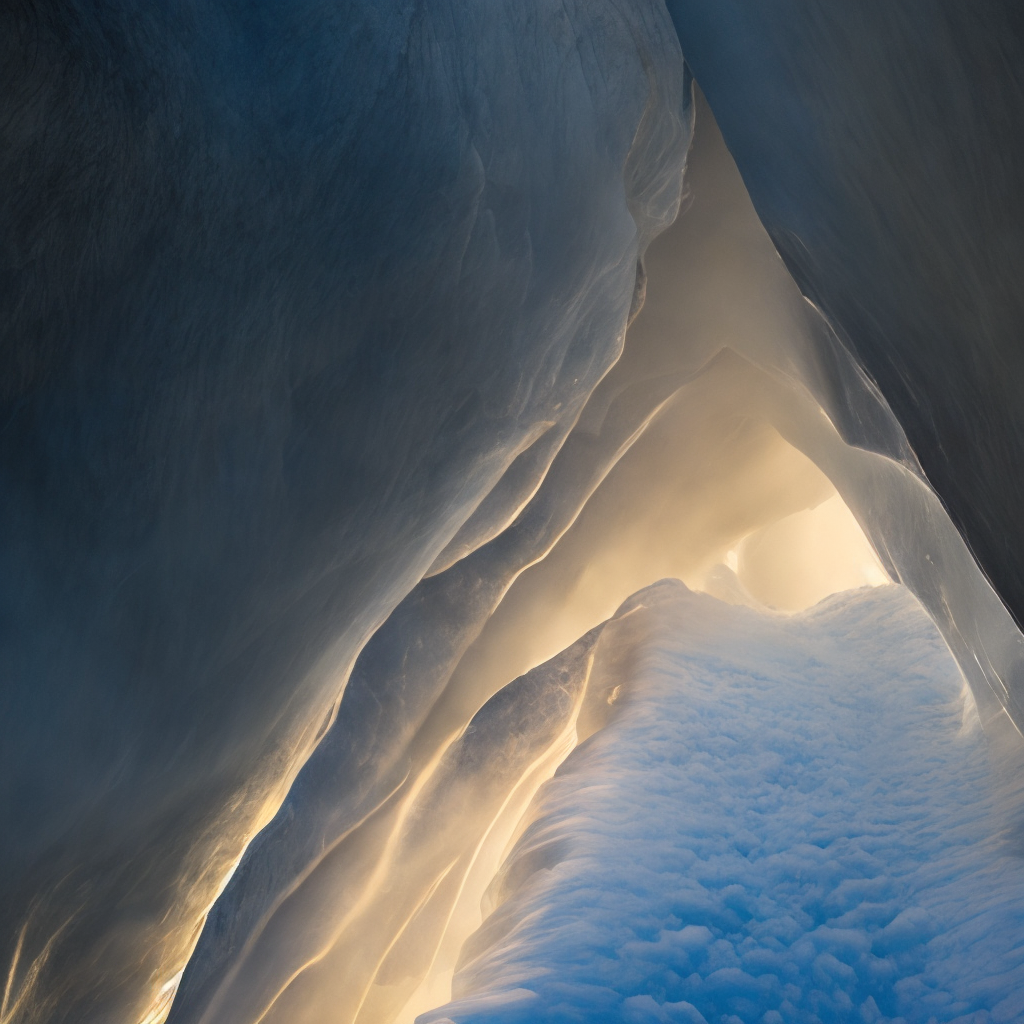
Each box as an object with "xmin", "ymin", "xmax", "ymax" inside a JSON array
[{"xmin": 421, "ymin": 583, "xmax": 1024, "ymax": 1024}]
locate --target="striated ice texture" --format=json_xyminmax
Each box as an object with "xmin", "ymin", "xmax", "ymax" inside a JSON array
[
  {"xmin": 0, "ymin": 4, "xmax": 688, "ymax": 1021},
  {"xmin": 420, "ymin": 582, "xmax": 1024, "ymax": 1024},
  {"xmin": 4, "ymin": 3, "xmax": 1024, "ymax": 1024},
  {"xmin": 168, "ymin": 94, "xmax": 1024, "ymax": 1024},
  {"xmin": 663, "ymin": 0, "xmax": 1024, "ymax": 633}
]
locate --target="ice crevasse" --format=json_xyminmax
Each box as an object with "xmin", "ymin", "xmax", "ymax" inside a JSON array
[{"xmin": 3, "ymin": 2, "xmax": 1024, "ymax": 1024}]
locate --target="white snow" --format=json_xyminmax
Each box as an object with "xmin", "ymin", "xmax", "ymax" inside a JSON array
[{"xmin": 421, "ymin": 582, "xmax": 1024, "ymax": 1024}]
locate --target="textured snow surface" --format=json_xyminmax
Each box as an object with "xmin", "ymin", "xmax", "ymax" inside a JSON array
[
  {"xmin": 422, "ymin": 583, "xmax": 1024, "ymax": 1024},
  {"xmin": 7, "ymin": 3, "xmax": 1024, "ymax": 1021}
]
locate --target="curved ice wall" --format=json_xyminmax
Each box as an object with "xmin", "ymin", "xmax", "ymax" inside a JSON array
[
  {"xmin": 0, "ymin": 3, "xmax": 689, "ymax": 1022},
  {"xmin": 664, "ymin": 0, "xmax": 1024, "ymax": 633},
  {"xmin": 3, "ymin": 3, "xmax": 1024, "ymax": 1024},
  {"xmin": 167, "ymin": 89, "xmax": 1024, "ymax": 1024}
]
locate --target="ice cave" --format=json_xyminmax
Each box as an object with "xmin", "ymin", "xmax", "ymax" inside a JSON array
[{"xmin": 3, "ymin": 3, "xmax": 1024, "ymax": 1023}]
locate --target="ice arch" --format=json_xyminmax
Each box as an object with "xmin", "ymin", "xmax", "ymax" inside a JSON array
[
  {"xmin": 2, "ymin": 3, "xmax": 1023, "ymax": 1024},
  {"xmin": 166, "ymin": 95, "xmax": 1024, "ymax": 1024},
  {"xmin": 663, "ymin": 0, "xmax": 1024, "ymax": 634}
]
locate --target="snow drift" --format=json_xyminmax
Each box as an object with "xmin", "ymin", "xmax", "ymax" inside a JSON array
[{"xmin": 421, "ymin": 582, "xmax": 1024, "ymax": 1024}]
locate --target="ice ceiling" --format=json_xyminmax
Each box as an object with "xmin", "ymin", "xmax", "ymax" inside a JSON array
[{"xmin": 2, "ymin": 3, "xmax": 1024, "ymax": 1024}]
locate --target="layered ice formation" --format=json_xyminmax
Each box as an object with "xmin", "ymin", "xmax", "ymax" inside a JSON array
[
  {"xmin": 167, "ymin": 90, "xmax": 1024, "ymax": 1024},
  {"xmin": 3, "ymin": 3, "xmax": 1024, "ymax": 1024},
  {"xmin": 422, "ymin": 582, "xmax": 1024, "ymax": 1024},
  {"xmin": 1, "ymin": 4, "xmax": 689, "ymax": 1021},
  {"xmin": 664, "ymin": 0, "xmax": 1024, "ymax": 632}
]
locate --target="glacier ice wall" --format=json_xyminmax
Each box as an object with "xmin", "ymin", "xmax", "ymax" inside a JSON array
[
  {"xmin": 664, "ymin": 0, "xmax": 1024, "ymax": 633},
  {"xmin": 4, "ymin": 3, "xmax": 1024, "ymax": 1024},
  {"xmin": 168, "ymin": 93, "xmax": 1024, "ymax": 1024},
  {"xmin": 0, "ymin": 4, "xmax": 689, "ymax": 1022},
  {"xmin": 420, "ymin": 582, "xmax": 1024, "ymax": 1024}
]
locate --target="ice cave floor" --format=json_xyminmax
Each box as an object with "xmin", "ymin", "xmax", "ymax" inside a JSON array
[{"xmin": 420, "ymin": 581, "xmax": 1024, "ymax": 1024}]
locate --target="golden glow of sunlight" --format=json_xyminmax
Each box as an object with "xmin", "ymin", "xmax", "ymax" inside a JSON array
[{"xmin": 735, "ymin": 492, "xmax": 888, "ymax": 612}]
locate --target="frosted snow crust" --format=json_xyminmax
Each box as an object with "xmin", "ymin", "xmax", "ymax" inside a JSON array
[
  {"xmin": 422, "ymin": 583, "xmax": 1024, "ymax": 1024},
  {"xmin": 7, "ymin": 4, "xmax": 1024, "ymax": 1023}
]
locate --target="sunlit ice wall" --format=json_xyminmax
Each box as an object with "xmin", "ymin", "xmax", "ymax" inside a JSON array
[
  {"xmin": 0, "ymin": 5, "xmax": 691, "ymax": 1022},
  {"xmin": 165, "ymin": 91, "xmax": 1024, "ymax": 1024},
  {"xmin": 5, "ymin": 5, "xmax": 1023, "ymax": 1022}
]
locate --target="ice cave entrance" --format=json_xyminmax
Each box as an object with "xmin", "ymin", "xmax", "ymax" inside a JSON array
[
  {"xmin": 164, "ymin": 87, "xmax": 1024, "ymax": 1024},
  {"xmin": 713, "ymin": 488, "xmax": 888, "ymax": 614}
]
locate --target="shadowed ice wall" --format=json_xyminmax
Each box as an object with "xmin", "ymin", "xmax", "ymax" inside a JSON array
[
  {"xmin": 0, "ymin": 4, "xmax": 689, "ymax": 1021},
  {"xmin": 4, "ymin": 4, "xmax": 1024, "ymax": 1023}
]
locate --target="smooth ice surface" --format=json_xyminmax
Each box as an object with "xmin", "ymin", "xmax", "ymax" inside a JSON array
[
  {"xmin": 422, "ymin": 583, "xmax": 1024, "ymax": 1024},
  {"xmin": 6, "ymin": 4, "xmax": 1024, "ymax": 1023},
  {"xmin": 664, "ymin": 0, "xmax": 1024, "ymax": 633}
]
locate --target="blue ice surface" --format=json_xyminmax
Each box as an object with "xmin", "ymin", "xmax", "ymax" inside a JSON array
[{"xmin": 421, "ymin": 583, "xmax": 1024, "ymax": 1024}]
